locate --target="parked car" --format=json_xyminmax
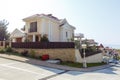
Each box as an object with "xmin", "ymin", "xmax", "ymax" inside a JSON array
[{"xmin": 109, "ymin": 59, "xmax": 119, "ymax": 64}]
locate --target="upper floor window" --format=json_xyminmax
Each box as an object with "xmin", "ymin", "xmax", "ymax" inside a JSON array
[
  {"xmin": 66, "ymin": 32, "xmax": 68, "ymax": 37},
  {"xmin": 72, "ymin": 33, "xmax": 74, "ymax": 38},
  {"xmin": 29, "ymin": 22, "xmax": 37, "ymax": 32}
]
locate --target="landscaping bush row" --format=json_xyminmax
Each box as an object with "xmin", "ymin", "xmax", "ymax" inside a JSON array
[
  {"xmin": 0, "ymin": 47, "xmax": 42, "ymax": 60},
  {"xmin": 0, "ymin": 47, "xmax": 13, "ymax": 53}
]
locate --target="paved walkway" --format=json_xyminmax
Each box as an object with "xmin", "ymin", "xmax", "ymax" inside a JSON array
[{"xmin": 0, "ymin": 53, "xmax": 113, "ymax": 72}]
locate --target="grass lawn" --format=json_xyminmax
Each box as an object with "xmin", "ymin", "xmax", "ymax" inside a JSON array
[{"xmin": 60, "ymin": 62, "xmax": 106, "ymax": 68}]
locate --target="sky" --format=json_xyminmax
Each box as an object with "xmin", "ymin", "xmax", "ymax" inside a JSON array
[{"xmin": 0, "ymin": 0, "xmax": 120, "ymax": 48}]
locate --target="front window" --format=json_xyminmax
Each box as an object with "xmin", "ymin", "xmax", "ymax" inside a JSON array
[
  {"xmin": 29, "ymin": 22, "xmax": 37, "ymax": 32},
  {"xmin": 66, "ymin": 32, "xmax": 68, "ymax": 37}
]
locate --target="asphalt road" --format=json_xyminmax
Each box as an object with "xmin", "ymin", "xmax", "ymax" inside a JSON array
[
  {"xmin": 0, "ymin": 57, "xmax": 120, "ymax": 80},
  {"xmin": 48, "ymin": 63, "xmax": 120, "ymax": 80},
  {"xmin": 0, "ymin": 58, "xmax": 65, "ymax": 80}
]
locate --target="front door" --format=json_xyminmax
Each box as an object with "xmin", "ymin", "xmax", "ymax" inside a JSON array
[
  {"xmin": 16, "ymin": 38, "xmax": 22, "ymax": 42},
  {"xmin": 35, "ymin": 35, "xmax": 39, "ymax": 42}
]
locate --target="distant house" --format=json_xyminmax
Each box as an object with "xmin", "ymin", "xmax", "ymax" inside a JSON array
[
  {"xmin": 74, "ymin": 33, "xmax": 84, "ymax": 43},
  {"xmin": 10, "ymin": 14, "xmax": 75, "ymax": 42},
  {"xmin": 82, "ymin": 39, "xmax": 98, "ymax": 46}
]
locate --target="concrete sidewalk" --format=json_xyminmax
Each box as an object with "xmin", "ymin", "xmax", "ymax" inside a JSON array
[{"xmin": 0, "ymin": 53, "xmax": 113, "ymax": 72}]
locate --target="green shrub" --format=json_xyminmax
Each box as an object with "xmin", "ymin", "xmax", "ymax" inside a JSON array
[
  {"xmin": 35, "ymin": 55, "xmax": 42, "ymax": 60},
  {"xmin": 21, "ymin": 50, "xmax": 28, "ymax": 57},
  {"xmin": 39, "ymin": 56, "xmax": 42, "ymax": 59},
  {"xmin": 29, "ymin": 49, "xmax": 36, "ymax": 58},
  {"xmin": 41, "ymin": 34, "xmax": 49, "ymax": 42},
  {"xmin": 5, "ymin": 47, "xmax": 13, "ymax": 52},
  {"xmin": 12, "ymin": 50, "xmax": 21, "ymax": 56},
  {"xmin": 118, "ymin": 56, "xmax": 120, "ymax": 60},
  {"xmin": 0, "ymin": 49, "xmax": 5, "ymax": 53},
  {"xmin": 75, "ymin": 40, "xmax": 80, "ymax": 49}
]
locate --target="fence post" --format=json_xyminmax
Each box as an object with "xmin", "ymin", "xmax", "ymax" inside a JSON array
[
  {"xmin": 9, "ymin": 40, "xmax": 12, "ymax": 47},
  {"xmin": 0, "ymin": 41, "xmax": 1, "ymax": 48},
  {"xmin": 3, "ymin": 41, "xmax": 6, "ymax": 48},
  {"xmin": 0, "ymin": 41, "xmax": 2, "ymax": 46}
]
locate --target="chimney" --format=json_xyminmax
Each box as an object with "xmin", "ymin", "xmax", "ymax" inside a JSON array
[{"xmin": 47, "ymin": 14, "xmax": 52, "ymax": 16}]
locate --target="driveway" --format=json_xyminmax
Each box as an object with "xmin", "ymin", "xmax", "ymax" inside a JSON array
[{"xmin": 0, "ymin": 57, "xmax": 120, "ymax": 80}]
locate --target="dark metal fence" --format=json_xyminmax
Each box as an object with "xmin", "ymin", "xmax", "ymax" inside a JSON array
[
  {"xmin": 11, "ymin": 42, "xmax": 75, "ymax": 49},
  {"xmin": 79, "ymin": 49, "xmax": 102, "ymax": 58},
  {"xmin": 0, "ymin": 41, "xmax": 9, "ymax": 47},
  {"xmin": 5, "ymin": 42, "xmax": 9, "ymax": 47}
]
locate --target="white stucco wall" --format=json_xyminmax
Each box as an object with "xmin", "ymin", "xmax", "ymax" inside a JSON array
[
  {"xmin": 22, "ymin": 37, "xmax": 25, "ymax": 42},
  {"xmin": 23, "ymin": 15, "xmax": 75, "ymax": 42},
  {"xmin": 85, "ymin": 53, "xmax": 103, "ymax": 63},
  {"xmin": 50, "ymin": 22, "xmax": 60, "ymax": 42},
  {"xmin": 60, "ymin": 23, "xmax": 74, "ymax": 42},
  {"xmin": 75, "ymin": 49, "xmax": 103, "ymax": 63},
  {"xmin": 40, "ymin": 18, "xmax": 46, "ymax": 34},
  {"xmin": 12, "ymin": 38, "xmax": 16, "ymax": 42},
  {"xmin": 25, "ymin": 22, "xmax": 29, "ymax": 33},
  {"xmin": 40, "ymin": 18, "xmax": 60, "ymax": 42}
]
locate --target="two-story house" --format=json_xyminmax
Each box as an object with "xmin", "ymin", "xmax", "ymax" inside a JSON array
[{"xmin": 10, "ymin": 14, "xmax": 75, "ymax": 42}]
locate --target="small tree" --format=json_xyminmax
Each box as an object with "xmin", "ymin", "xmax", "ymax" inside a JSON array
[
  {"xmin": 29, "ymin": 49, "xmax": 36, "ymax": 58},
  {"xmin": 0, "ymin": 19, "xmax": 9, "ymax": 41},
  {"xmin": 41, "ymin": 34, "xmax": 49, "ymax": 42},
  {"xmin": 82, "ymin": 39, "xmax": 89, "ymax": 47},
  {"xmin": 75, "ymin": 40, "xmax": 80, "ymax": 49}
]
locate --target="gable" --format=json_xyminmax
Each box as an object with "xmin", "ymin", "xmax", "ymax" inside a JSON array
[
  {"xmin": 60, "ymin": 23, "xmax": 75, "ymax": 31},
  {"xmin": 10, "ymin": 29, "xmax": 25, "ymax": 38},
  {"xmin": 59, "ymin": 19, "xmax": 75, "ymax": 30}
]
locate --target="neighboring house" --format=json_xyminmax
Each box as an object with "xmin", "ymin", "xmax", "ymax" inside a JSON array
[
  {"xmin": 10, "ymin": 29, "xmax": 25, "ymax": 42},
  {"xmin": 74, "ymin": 33, "xmax": 84, "ymax": 49},
  {"xmin": 74, "ymin": 33, "xmax": 84, "ymax": 44},
  {"xmin": 82, "ymin": 39, "xmax": 98, "ymax": 46},
  {"xmin": 59, "ymin": 19, "xmax": 75, "ymax": 42},
  {"xmin": 98, "ymin": 44, "xmax": 104, "ymax": 50},
  {"xmin": 10, "ymin": 14, "xmax": 75, "ymax": 42}
]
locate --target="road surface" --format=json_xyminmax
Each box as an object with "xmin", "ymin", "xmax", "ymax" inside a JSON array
[{"xmin": 0, "ymin": 57, "xmax": 120, "ymax": 80}]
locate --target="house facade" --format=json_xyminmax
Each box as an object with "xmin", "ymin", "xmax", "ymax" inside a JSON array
[
  {"xmin": 10, "ymin": 29, "xmax": 25, "ymax": 42},
  {"xmin": 10, "ymin": 14, "xmax": 75, "ymax": 42}
]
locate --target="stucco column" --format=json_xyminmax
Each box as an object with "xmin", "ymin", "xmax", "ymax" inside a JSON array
[
  {"xmin": 22, "ymin": 37, "xmax": 26, "ymax": 42},
  {"xmin": 12, "ymin": 38, "xmax": 16, "ymax": 42},
  {"xmin": 39, "ymin": 35, "xmax": 41, "ymax": 41},
  {"xmin": 0, "ymin": 41, "xmax": 1, "ymax": 46},
  {"xmin": 33, "ymin": 34, "xmax": 36, "ymax": 42}
]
